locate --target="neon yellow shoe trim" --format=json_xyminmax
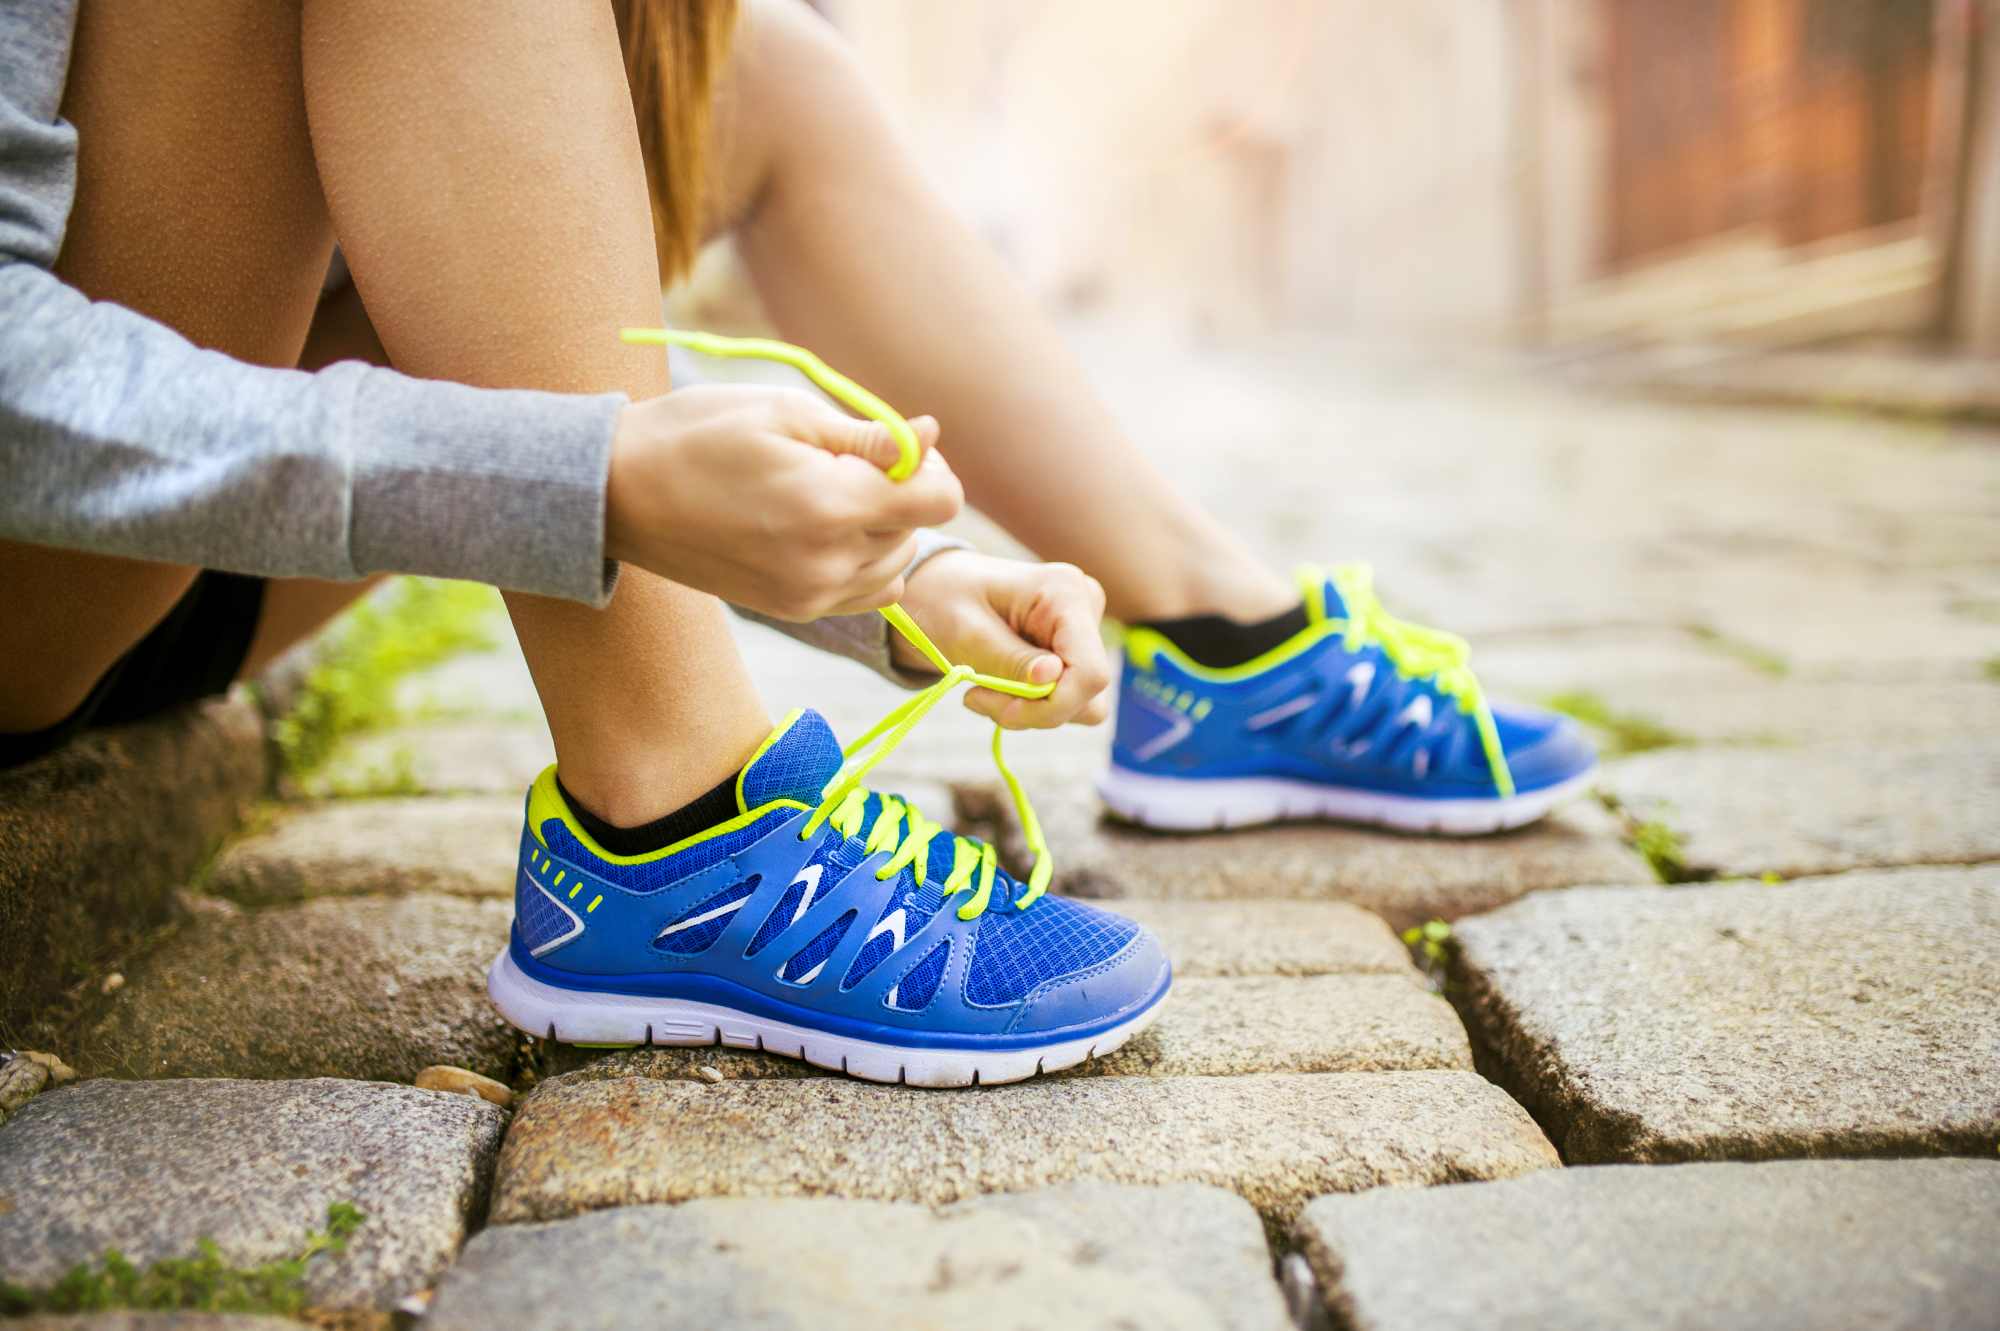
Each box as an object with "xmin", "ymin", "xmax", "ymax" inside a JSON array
[
  {"xmin": 1120, "ymin": 564, "xmax": 1514, "ymax": 798},
  {"xmin": 620, "ymin": 328, "xmax": 922, "ymax": 481},
  {"xmin": 527, "ymin": 763, "xmax": 813, "ymax": 865},
  {"xmin": 1309, "ymin": 562, "xmax": 1513, "ymax": 799},
  {"xmin": 1123, "ymin": 620, "xmax": 1342, "ymax": 683},
  {"xmin": 621, "ymin": 329, "xmax": 1060, "ymax": 918}
]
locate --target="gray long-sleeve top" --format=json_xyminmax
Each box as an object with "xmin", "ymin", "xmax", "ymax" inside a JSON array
[{"xmin": 0, "ymin": 0, "xmax": 944, "ymax": 680}]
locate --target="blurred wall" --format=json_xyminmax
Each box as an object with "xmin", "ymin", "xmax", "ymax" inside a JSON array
[{"xmin": 823, "ymin": 0, "xmax": 1526, "ymax": 341}]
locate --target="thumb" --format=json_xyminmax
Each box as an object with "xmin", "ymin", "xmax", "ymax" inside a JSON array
[
  {"xmin": 804, "ymin": 412, "xmax": 939, "ymax": 475},
  {"xmin": 957, "ymin": 605, "xmax": 1062, "ymax": 688}
]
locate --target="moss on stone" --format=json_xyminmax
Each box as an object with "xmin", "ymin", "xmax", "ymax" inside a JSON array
[
  {"xmin": 1543, "ymin": 691, "xmax": 1686, "ymax": 757},
  {"xmin": 0, "ymin": 1202, "xmax": 362, "ymax": 1317},
  {"xmin": 1685, "ymin": 624, "xmax": 1789, "ymax": 678},
  {"xmin": 268, "ymin": 579, "xmax": 498, "ymax": 779}
]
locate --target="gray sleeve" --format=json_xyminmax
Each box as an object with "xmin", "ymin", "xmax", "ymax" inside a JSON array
[
  {"xmin": 734, "ymin": 529, "xmax": 971, "ymax": 687},
  {"xmin": 0, "ymin": 0, "xmax": 623, "ymax": 605}
]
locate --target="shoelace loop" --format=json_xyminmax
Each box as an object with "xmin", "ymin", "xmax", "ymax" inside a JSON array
[
  {"xmin": 1305, "ymin": 562, "xmax": 1514, "ymax": 798},
  {"xmin": 623, "ymin": 328, "xmax": 1056, "ymax": 920}
]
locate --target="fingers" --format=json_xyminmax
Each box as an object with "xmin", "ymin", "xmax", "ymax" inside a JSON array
[
  {"xmin": 779, "ymin": 389, "xmax": 940, "ymax": 474},
  {"xmin": 851, "ymin": 447, "xmax": 964, "ymax": 530},
  {"xmin": 964, "ymin": 563, "xmax": 1113, "ymax": 730},
  {"xmin": 819, "ymin": 533, "xmax": 919, "ymax": 617}
]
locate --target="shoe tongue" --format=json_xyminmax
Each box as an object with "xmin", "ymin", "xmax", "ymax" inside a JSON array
[
  {"xmin": 1306, "ymin": 572, "xmax": 1349, "ymax": 623},
  {"xmin": 736, "ymin": 709, "xmax": 844, "ymax": 811}
]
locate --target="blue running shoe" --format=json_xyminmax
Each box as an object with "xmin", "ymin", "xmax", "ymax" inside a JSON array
[
  {"xmin": 490, "ymin": 708, "xmax": 1172, "ymax": 1087},
  {"xmin": 1099, "ymin": 564, "xmax": 1597, "ymax": 836}
]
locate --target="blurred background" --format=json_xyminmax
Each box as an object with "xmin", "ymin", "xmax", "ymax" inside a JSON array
[{"xmin": 685, "ymin": 0, "xmax": 2000, "ymax": 410}]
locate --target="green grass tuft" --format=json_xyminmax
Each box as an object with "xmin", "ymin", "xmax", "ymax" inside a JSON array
[
  {"xmin": 1686, "ymin": 624, "xmax": 1789, "ymax": 678},
  {"xmin": 1984, "ymin": 657, "xmax": 2000, "ymax": 683},
  {"xmin": 268, "ymin": 578, "xmax": 497, "ymax": 777},
  {"xmin": 0, "ymin": 1203, "xmax": 363, "ymax": 1317},
  {"xmin": 1632, "ymin": 819, "xmax": 1690, "ymax": 883},
  {"xmin": 1400, "ymin": 919, "xmax": 1452, "ymax": 988},
  {"xmin": 1543, "ymin": 690, "xmax": 1686, "ymax": 756}
]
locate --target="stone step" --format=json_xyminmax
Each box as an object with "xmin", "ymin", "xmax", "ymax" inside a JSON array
[
  {"xmin": 974, "ymin": 775, "xmax": 1651, "ymax": 930},
  {"xmin": 207, "ymin": 795, "xmax": 522, "ymax": 904},
  {"xmin": 1075, "ymin": 975, "xmax": 1469, "ymax": 1078},
  {"xmin": 430, "ymin": 1184, "xmax": 1291, "ymax": 1331},
  {"xmin": 392, "ymin": 644, "xmax": 540, "ymax": 719},
  {"xmin": 539, "ymin": 972, "xmax": 1471, "ymax": 1084},
  {"xmin": 78, "ymin": 895, "xmax": 516, "ymax": 1084},
  {"xmin": 491, "ymin": 1069, "xmax": 1558, "ymax": 1229},
  {"xmin": 0, "ymin": 1077, "xmax": 504, "ymax": 1310},
  {"xmin": 0, "ymin": 696, "xmax": 266, "ymax": 1040},
  {"xmin": 1295, "ymin": 1159, "xmax": 2000, "ymax": 1331},
  {"xmin": 1601, "ymin": 743, "xmax": 2000, "ymax": 880},
  {"xmin": 1449, "ymin": 865, "xmax": 2000, "ymax": 1163},
  {"xmin": 292, "ymin": 719, "xmax": 553, "ymax": 799},
  {"xmin": 1108, "ymin": 898, "xmax": 1417, "ymax": 976}
]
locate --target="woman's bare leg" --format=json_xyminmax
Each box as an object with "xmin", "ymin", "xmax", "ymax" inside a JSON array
[
  {"xmin": 712, "ymin": 0, "xmax": 1294, "ymax": 625},
  {"xmin": 302, "ymin": 0, "xmax": 771, "ymax": 824},
  {"xmin": 0, "ymin": 0, "xmax": 345, "ymax": 733}
]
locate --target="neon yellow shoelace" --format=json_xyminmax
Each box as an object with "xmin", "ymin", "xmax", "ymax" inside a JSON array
[
  {"xmin": 622, "ymin": 328, "xmax": 1055, "ymax": 920},
  {"xmin": 1306, "ymin": 562, "xmax": 1514, "ymax": 799}
]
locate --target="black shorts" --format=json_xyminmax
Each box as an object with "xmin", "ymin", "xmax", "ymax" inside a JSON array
[{"xmin": 0, "ymin": 572, "xmax": 267, "ymax": 771}]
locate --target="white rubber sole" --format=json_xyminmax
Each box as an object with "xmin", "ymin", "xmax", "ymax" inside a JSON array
[
  {"xmin": 487, "ymin": 948, "xmax": 1169, "ymax": 1089},
  {"xmin": 1095, "ymin": 765, "xmax": 1596, "ymax": 836}
]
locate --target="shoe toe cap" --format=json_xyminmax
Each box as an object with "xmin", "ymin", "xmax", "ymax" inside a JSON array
[
  {"xmin": 1005, "ymin": 919, "xmax": 1171, "ymax": 1038},
  {"xmin": 1496, "ymin": 705, "xmax": 1599, "ymax": 792}
]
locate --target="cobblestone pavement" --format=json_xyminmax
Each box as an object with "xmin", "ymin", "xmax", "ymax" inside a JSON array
[{"xmin": 2, "ymin": 343, "xmax": 1995, "ymax": 1328}]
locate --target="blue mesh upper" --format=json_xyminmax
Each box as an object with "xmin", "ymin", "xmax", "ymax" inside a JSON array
[
  {"xmin": 964, "ymin": 895, "xmax": 1139, "ymax": 1007},
  {"xmin": 779, "ymin": 910, "xmax": 856, "ymax": 983},
  {"xmin": 891, "ymin": 940, "xmax": 950, "ymax": 1011},
  {"xmin": 516, "ymin": 877, "xmax": 576, "ymax": 953},
  {"xmin": 740, "ymin": 710, "xmax": 843, "ymax": 808},
  {"xmin": 842, "ymin": 875, "xmax": 946, "ymax": 990},
  {"xmin": 749, "ymin": 836, "xmax": 869, "ymax": 956},
  {"xmin": 654, "ymin": 878, "xmax": 758, "ymax": 955}
]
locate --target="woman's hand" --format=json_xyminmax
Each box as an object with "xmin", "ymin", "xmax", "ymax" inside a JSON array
[
  {"xmin": 605, "ymin": 385, "xmax": 962, "ymax": 620},
  {"xmin": 894, "ymin": 550, "xmax": 1113, "ymax": 729}
]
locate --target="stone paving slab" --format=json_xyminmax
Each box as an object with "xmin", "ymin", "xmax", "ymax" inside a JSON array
[
  {"xmin": 207, "ymin": 796, "xmax": 521, "ymax": 904},
  {"xmin": 0, "ymin": 696, "xmax": 266, "ymax": 1038},
  {"xmin": 1108, "ymin": 899, "xmax": 1416, "ymax": 976},
  {"xmin": 1478, "ymin": 627, "xmax": 2000, "ymax": 746},
  {"xmin": 539, "ymin": 973, "xmax": 1468, "ymax": 1084},
  {"xmin": 980, "ymin": 777, "xmax": 1651, "ymax": 930},
  {"xmin": 1449, "ymin": 866, "xmax": 2000, "ymax": 1163},
  {"xmin": 492, "ymin": 1069, "xmax": 1558, "ymax": 1228},
  {"xmin": 1295, "ymin": 1159, "xmax": 2000, "ymax": 1331},
  {"xmin": 1069, "ymin": 975, "xmax": 1469, "ymax": 1078},
  {"xmin": 432, "ymin": 1184, "xmax": 1290, "ymax": 1331},
  {"xmin": 294, "ymin": 720, "xmax": 553, "ymax": 799},
  {"xmin": 392, "ymin": 643, "xmax": 539, "ymax": 719},
  {"xmin": 1602, "ymin": 744, "xmax": 2000, "ymax": 879},
  {"xmin": 0, "ymin": 1078, "xmax": 504, "ymax": 1310},
  {"xmin": 78, "ymin": 895, "xmax": 516, "ymax": 1084},
  {"xmin": 1473, "ymin": 626, "xmax": 1781, "ymax": 698},
  {"xmin": 1570, "ymin": 675, "xmax": 2000, "ymax": 748}
]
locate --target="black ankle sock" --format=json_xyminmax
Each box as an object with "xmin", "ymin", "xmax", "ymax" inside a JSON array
[
  {"xmin": 556, "ymin": 769, "xmax": 741, "ymax": 856},
  {"xmin": 1137, "ymin": 602, "xmax": 1310, "ymax": 669}
]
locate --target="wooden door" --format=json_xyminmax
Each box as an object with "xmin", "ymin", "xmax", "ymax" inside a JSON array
[{"xmin": 1602, "ymin": 0, "xmax": 1935, "ymax": 270}]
